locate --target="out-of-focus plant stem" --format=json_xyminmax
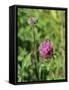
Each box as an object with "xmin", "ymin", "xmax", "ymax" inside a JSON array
[{"xmin": 31, "ymin": 25, "xmax": 39, "ymax": 80}]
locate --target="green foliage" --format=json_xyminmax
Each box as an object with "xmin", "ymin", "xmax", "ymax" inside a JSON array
[{"xmin": 17, "ymin": 8, "xmax": 65, "ymax": 82}]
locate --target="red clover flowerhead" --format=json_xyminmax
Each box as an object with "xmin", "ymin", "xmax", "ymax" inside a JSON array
[{"xmin": 39, "ymin": 40, "xmax": 53, "ymax": 59}]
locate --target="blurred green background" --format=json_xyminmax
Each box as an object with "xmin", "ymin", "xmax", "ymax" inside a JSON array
[{"xmin": 17, "ymin": 8, "xmax": 65, "ymax": 82}]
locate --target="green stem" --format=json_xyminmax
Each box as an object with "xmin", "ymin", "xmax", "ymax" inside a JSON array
[
  {"xmin": 32, "ymin": 26, "xmax": 37, "ymax": 63},
  {"xmin": 31, "ymin": 26, "xmax": 39, "ymax": 80}
]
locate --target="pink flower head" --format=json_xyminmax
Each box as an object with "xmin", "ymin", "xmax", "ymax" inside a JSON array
[{"xmin": 39, "ymin": 40, "xmax": 53, "ymax": 59}]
